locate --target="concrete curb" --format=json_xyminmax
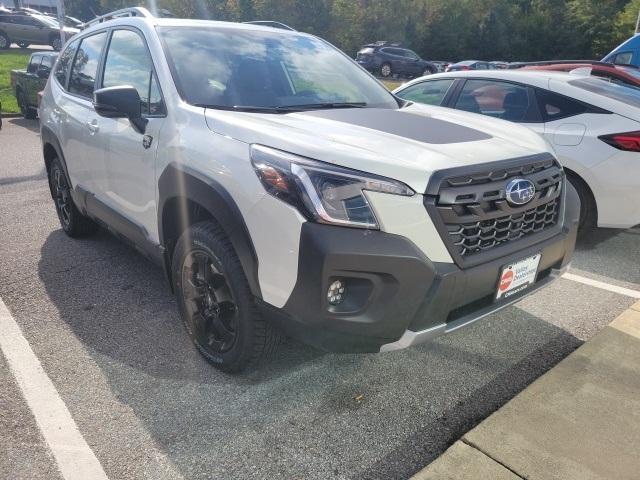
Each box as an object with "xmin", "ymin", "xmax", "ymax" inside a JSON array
[
  {"xmin": 0, "ymin": 113, "xmax": 23, "ymax": 119},
  {"xmin": 412, "ymin": 301, "xmax": 640, "ymax": 480}
]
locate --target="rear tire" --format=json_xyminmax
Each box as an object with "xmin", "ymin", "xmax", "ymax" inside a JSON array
[
  {"xmin": 17, "ymin": 90, "xmax": 36, "ymax": 120},
  {"xmin": 172, "ymin": 222, "xmax": 283, "ymax": 373},
  {"xmin": 380, "ymin": 62, "xmax": 392, "ymax": 78},
  {"xmin": 566, "ymin": 172, "xmax": 596, "ymax": 234},
  {"xmin": 48, "ymin": 158, "xmax": 98, "ymax": 237},
  {"xmin": 0, "ymin": 32, "xmax": 9, "ymax": 50},
  {"xmin": 51, "ymin": 36, "xmax": 62, "ymax": 51}
]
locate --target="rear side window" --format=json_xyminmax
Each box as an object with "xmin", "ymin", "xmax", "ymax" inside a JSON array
[
  {"xmin": 69, "ymin": 32, "xmax": 107, "ymax": 99},
  {"xmin": 358, "ymin": 47, "xmax": 374, "ymax": 55},
  {"xmin": 568, "ymin": 77, "xmax": 640, "ymax": 109},
  {"xmin": 396, "ymin": 79, "xmax": 454, "ymax": 105},
  {"xmin": 27, "ymin": 55, "xmax": 42, "ymax": 74},
  {"xmin": 536, "ymin": 89, "xmax": 587, "ymax": 121},
  {"xmin": 611, "ymin": 51, "xmax": 633, "ymax": 65},
  {"xmin": 54, "ymin": 39, "xmax": 79, "ymax": 88},
  {"xmin": 41, "ymin": 55, "xmax": 55, "ymax": 70},
  {"xmin": 455, "ymin": 79, "xmax": 538, "ymax": 122},
  {"xmin": 102, "ymin": 29, "xmax": 164, "ymax": 115}
]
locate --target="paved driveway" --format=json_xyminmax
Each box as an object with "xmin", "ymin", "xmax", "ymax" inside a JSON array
[{"xmin": 1, "ymin": 118, "xmax": 638, "ymax": 479}]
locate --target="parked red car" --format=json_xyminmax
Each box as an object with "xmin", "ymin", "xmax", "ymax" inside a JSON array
[{"xmin": 514, "ymin": 61, "xmax": 640, "ymax": 88}]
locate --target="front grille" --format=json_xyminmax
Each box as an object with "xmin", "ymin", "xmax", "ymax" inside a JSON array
[
  {"xmin": 427, "ymin": 156, "xmax": 564, "ymax": 263},
  {"xmin": 447, "ymin": 197, "xmax": 561, "ymax": 256}
]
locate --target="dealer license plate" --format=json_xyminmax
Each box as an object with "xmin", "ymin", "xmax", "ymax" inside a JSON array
[{"xmin": 496, "ymin": 253, "xmax": 541, "ymax": 300}]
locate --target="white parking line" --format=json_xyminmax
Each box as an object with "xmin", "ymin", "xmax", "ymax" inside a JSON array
[
  {"xmin": 563, "ymin": 273, "xmax": 640, "ymax": 299},
  {"xmin": 0, "ymin": 297, "xmax": 109, "ymax": 480}
]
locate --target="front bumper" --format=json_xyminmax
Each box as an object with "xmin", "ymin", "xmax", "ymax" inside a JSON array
[{"xmin": 262, "ymin": 184, "xmax": 580, "ymax": 353}]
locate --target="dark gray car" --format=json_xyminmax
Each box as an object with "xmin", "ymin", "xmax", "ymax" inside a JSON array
[{"xmin": 0, "ymin": 12, "xmax": 78, "ymax": 50}]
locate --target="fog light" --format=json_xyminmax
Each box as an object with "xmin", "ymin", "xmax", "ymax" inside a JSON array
[{"xmin": 327, "ymin": 280, "xmax": 345, "ymax": 305}]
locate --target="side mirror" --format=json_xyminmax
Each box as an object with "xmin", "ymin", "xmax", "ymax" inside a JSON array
[
  {"xmin": 36, "ymin": 66, "xmax": 49, "ymax": 79},
  {"xmin": 93, "ymin": 86, "xmax": 147, "ymax": 134}
]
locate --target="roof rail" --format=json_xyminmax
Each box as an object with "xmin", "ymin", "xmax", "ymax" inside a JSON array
[
  {"xmin": 243, "ymin": 21, "xmax": 296, "ymax": 31},
  {"xmin": 82, "ymin": 7, "xmax": 154, "ymax": 29},
  {"xmin": 508, "ymin": 60, "xmax": 640, "ymax": 70}
]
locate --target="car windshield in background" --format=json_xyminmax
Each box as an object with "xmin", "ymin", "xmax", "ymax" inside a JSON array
[
  {"xmin": 158, "ymin": 27, "xmax": 398, "ymax": 111},
  {"xmin": 569, "ymin": 77, "xmax": 640, "ymax": 108},
  {"xmin": 32, "ymin": 14, "xmax": 59, "ymax": 28}
]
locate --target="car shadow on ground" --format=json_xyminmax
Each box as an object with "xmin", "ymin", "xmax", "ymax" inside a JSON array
[
  {"xmin": 572, "ymin": 226, "xmax": 640, "ymax": 285},
  {"xmin": 6, "ymin": 117, "xmax": 40, "ymax": 133},
  {"xmin": 36, "ymin": 228, "xmax": 584, "ymax": 479}
]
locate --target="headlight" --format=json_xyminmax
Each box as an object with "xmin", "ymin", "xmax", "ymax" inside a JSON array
[{"xmin": 250, "ymin": 145, "xmax": 414, "ymax": 229}]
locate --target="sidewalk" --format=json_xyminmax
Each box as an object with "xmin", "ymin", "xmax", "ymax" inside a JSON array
[{"xmin": 413, "ymin": 301, "xmax": 640, "ymax": 480}]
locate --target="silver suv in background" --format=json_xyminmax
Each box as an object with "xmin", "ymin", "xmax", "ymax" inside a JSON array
[{"xmin": 0, "ymin": 10, "xmax": 78, "ymax": 50}]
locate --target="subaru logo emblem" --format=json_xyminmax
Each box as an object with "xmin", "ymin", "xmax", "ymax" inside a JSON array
[{"xmin": 505, "ymin": 178, "xmax": 535, "ymax": 206}]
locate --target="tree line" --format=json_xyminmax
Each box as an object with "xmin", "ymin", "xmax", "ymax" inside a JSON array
[{"xmin": 64, "ymin": 0, "xmax": 640, "ymax": 61}]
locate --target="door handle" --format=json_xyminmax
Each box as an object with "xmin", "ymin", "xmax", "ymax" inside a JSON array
[{"xmin": 86, "ymin": 119, "xmax": 99, "ymax": 134}]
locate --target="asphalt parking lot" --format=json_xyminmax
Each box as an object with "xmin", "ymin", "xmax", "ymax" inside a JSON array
[{"xmin": 1, "ymin": 117, "xmax": 639, "ymax": 480}]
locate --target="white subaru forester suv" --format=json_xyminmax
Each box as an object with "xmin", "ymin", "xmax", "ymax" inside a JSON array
[{"xmin": 40, "ymin": 8, "xmax": 579, "ymax": 372}]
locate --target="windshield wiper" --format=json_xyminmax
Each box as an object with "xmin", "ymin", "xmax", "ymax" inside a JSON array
[
  {"xmin": 195, "ymin": 102, "xmax": 367, "ymax": 113},
  {"xmin": 194, "ymin": 104, "xmax": 288, "ymax": 113},
  {"xmin": 275, "ymin": 102, "xmax": 367, "ymax": 111}
]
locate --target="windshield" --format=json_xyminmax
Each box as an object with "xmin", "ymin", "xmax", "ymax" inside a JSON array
[
  {"xmin": 32, "ymin": 14, "xmax": 60, "ymax": 28},
  {"xmin": 569, "ymin": 77, "xmax": 640, "ymax": 108},
  {"xmin": 158, "ymin": 26, "xmax": 398, "ymax": 111}
]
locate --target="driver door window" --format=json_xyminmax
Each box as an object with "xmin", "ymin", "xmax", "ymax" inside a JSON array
[
  {"xmin": 396, "ymin": 79, "xmax": 454, "ymax": 106},
  {"xmin": 454, "ymin": 79, "xmax": 538, "ymax": 122},
  {"xmin": 102, "ymin": 29, "xmax": 165, "ymax": 115}
]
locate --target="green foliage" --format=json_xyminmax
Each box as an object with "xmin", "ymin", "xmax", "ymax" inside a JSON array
[
  {"xmin": 63, "ymin": 0, "xmax": 640, "ymax": 62},
  {"xmin": 0, "ymin": 50, "xmax": 32, "ymax": 113}
]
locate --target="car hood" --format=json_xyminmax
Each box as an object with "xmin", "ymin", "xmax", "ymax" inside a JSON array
[{"xmin": 204, "ymin": 103, "xmax": 550, "ymax": 193}]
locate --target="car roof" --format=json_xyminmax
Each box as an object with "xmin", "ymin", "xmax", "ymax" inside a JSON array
[
  {"xmin": 402, "ymin": 69, "xmax": 573, "ymax": 89},
  {"xmin": 81, "ymin": 15, "xmax": 309, "ymax": 38}
]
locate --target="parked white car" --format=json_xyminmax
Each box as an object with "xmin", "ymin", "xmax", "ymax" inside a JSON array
[
  {"xmin": 39, "ymin": 8, "xmax": 579, "ymax": 371},
  {"xmin": 394, "ymin": 70, "xmax": 640, "ymax": 230}
]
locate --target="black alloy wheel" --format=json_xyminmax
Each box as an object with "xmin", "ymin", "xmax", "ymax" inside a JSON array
[
  {"xmin": 52, "ymin": 164, "xmax": 71, "ymax": 229},
  {"xmin": 172, "ymin": 222, "xmax": 283, "ymax": 372},
  {"xmin": 181, "ymin": 249, "xmax": 239, "ymax": 356},
  {"xmin": 48, "ymin": 158, "xmax": 98, "ymax": 237},
  {"xmin": 51, "ymin": 36, "xmax": 62, "ymax": 51}
]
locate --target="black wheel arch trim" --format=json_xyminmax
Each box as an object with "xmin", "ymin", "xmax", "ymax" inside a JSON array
[
  {"xmin": 157, "ymin": 163, "xmax": 262, "ymax": 298},
  {"xmin": 41, "ymin": 126, "xmax": 72, "ymax": 193}
]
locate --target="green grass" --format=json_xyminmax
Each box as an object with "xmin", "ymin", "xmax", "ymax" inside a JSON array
[
  {"xmin": 0, "ymin": 50, "xmax": 31, "ymax": 114},
  {"xmin": 381, "ymin": 79, "xmax": 404, "ymax": 91}
]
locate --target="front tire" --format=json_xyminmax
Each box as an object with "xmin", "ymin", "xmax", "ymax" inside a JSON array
[
  {"xmin": 566, "ymin": 172, "xmax": 596, "ymax": 233},
  {"xmin": 48, "ymin": 159, "xmax": 98, "ymax": 237},
  {"xmin": 172, "ymin": 222, "xmax": 283, "ymax": 373},
  {"xmin": 380, "ymin": 62, "xmax": 392, "ymax": 78},
  {"xmin": 17, "ymin": 90, "xmax": 36, "ymax": 119}
]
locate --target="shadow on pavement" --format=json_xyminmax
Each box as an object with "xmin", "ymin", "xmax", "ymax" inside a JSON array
[
  {"xmin": 7, "ymin": 118, "xmax": 40, "ymax": 133},
  {"xmin": 571, "ymin": 226, "xmax": 640, "ymax": 285},
  {"xmin": 37, "ymin": 228, "xmax": 583, "ymax": 480}
]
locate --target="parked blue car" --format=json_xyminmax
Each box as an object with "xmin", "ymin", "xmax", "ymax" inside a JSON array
[
  {"xmin": 356, "ymin": 42, "xmax": 436, "ymax": 79},
  {"xmin": 603, "ymin": 34, "xmax": 640, "ymax": 66}
]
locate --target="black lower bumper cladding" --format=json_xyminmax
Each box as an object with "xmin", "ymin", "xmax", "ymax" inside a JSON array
[{"xmin": 262, "ymin": 182, "xmax": 580, "ymax": 353}]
